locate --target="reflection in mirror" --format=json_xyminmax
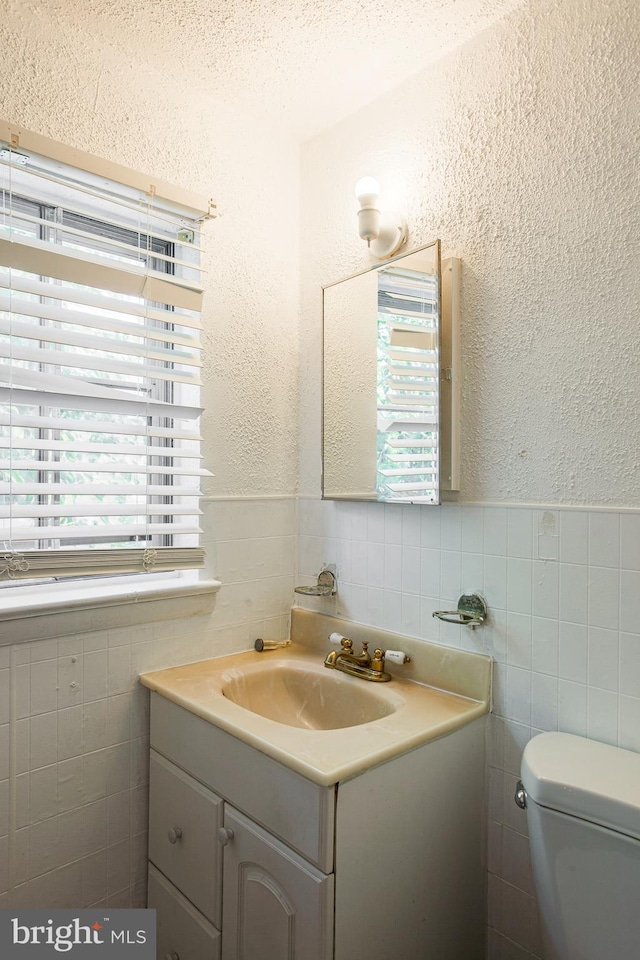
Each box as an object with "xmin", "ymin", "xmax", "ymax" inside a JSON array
[{"xmin": 323, "ymin": 240, "xmax": 451, "ymax": 504}]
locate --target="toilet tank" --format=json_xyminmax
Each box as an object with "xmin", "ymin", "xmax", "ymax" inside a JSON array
[{"xmin": 521, "ymin": 732, "xmax": 640, "ymax": 960}]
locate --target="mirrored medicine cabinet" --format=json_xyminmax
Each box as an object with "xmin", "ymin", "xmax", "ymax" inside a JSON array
[{"xmin": 322, "ymin": 239, "xmax": 460, "ymax": 505}]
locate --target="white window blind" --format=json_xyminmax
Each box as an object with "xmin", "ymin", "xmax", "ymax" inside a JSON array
[
  {"xmin": 376, "ymin": 266, "xmax": 440, "ymax": 503},
  {"xmin": 0, "ymin": 138, "xmax": 211, "ymax": 581}
]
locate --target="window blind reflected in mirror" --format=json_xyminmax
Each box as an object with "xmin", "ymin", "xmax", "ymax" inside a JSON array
[{"xmin": 323, "ymin": 240, "xmax": 454, "ymax": 505}]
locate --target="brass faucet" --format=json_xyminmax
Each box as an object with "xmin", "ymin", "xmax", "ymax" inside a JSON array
[{"xmin": 324, "ymin": 637, "xmax": 397, "ymax": 682}]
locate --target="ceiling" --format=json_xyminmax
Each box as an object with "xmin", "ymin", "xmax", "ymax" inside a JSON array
[{"xmin": 34, "ymin": 0, "xmax": 522, "ymax": 140}]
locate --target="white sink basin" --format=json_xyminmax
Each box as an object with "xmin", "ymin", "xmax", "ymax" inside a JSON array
[{"xmin": 222, "ymin": 661, "xmax": 396, "ymax": 729}]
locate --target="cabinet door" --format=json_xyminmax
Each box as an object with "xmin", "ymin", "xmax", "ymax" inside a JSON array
[
  {"xmin": 149, "ymin": 750, "xmax": 223, "ymax": 926},
  {"xmin": 221, "ymin": 807, "xmax": 333, "ymax": 960}
]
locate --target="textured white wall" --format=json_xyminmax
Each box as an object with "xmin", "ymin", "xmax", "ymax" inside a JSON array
[
  {"xmin": 300, "ymin": 0, "xmax": 640, "ymax": 506},
  {"xmin": 0, "ymin": 0, "xmax": 300, "ymax": 498},
  {"xmin": 10, "ymin": 0, "xmax": 525, "ymax": 141}
]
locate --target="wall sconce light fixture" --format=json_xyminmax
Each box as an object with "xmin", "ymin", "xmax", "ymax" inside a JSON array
[{"xmin": 354, "ymin": 176, "xmax": 407, "ymax": 259}]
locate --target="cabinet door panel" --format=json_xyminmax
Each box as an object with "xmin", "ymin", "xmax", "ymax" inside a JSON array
[
  {"xmin": 148, "ymin": 864, "xmax": 221, "ymax": 960},
  {"xmin": 222, "ymin": 807, "xmax": 333, "ymax": 960},
  {"xmin": 149, "ymin": 750, "xmax": 223, "ymax": 926}
]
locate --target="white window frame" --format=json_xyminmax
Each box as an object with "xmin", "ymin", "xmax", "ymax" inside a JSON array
[{"xmin": 0, "ymin": 122, "xmax": 220, "ymax": 627}]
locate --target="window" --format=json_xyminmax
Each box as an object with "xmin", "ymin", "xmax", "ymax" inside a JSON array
[
  {"xmin": 376, "ymin": 265, "xmax": 439, "ymax": 502},
  {"xmin": 0, "ymin": 131, "xmax": 211, "ymax": 583}
]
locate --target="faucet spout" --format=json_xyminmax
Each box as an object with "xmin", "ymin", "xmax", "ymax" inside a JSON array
[
  {"xmin": 324, "ymin": 650, "xmax": 340, "ymax": 667},
  {"xmin": 324, "ymin": 639, "xmax": 392, "ymax": 682}
]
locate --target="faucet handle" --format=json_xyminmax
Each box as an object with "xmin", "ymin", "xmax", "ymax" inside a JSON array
[
  {"xmin": 371, "ymin": 649, "xmax": 386, "ymax": 672},
  {"xmin": 329, "ymin": 632, "xmax": 352, "ymax": 650},
  {"xmin": 371, "ymin": 648, "xmax": 411, "ymax": 672},
  {"xmin": 385, "ymin": 649, "xmax": 411, "ymax": 665}
]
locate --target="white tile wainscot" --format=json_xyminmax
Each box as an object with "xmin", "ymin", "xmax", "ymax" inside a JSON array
[
  {"xmin": 0, "ymin": 496, "xmax": 296, "ymax": 910},
  {"xmin": 296, "ymin": 498, "xmax": 640, "ymax": 959}
]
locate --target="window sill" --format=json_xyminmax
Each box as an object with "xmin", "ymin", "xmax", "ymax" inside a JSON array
[{"xmin": 0, "ymin": 577, "xmax": 221, "ymax": 645}]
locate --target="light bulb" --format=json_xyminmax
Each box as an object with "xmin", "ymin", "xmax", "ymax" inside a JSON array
[
  {"xmin": 353, "ymin": 175, "xmax": 407, "ymax": 257},
  {"xmin": 354, "ymin": 176, "xmax": 380, "ymax": 205},
  {"xmin": 354, "ymin": 176, "xmax": 381, "ymax": 244}
]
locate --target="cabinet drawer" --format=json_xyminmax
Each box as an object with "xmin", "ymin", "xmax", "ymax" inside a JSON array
[
  {"xmin": 149, "ymin": 750, "xmax": 223, "ymax": 926},
  {"xmin": 149, "ymin": 864, "xmax": 221, "ymax": 960}
]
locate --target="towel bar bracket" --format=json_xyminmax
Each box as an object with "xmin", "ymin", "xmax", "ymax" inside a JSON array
[{"xmin": 433, "ymin": 593, "xmax": 488, "ymax": 628}]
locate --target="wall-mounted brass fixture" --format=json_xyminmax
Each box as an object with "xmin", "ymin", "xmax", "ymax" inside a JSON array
[
  {"xmin": 254, "ymin": 638, "xmax": 292, "ymax": 652},
  {"xmin": 433, "ymin": 594, "xmax": 488, "ymax": 628},
  {"xmin": 294, "ymin": 565, "xmax": 337, "ymax": 597}
]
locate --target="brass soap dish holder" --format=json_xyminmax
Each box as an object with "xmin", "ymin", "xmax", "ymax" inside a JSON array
[
  {"xmin": 433, "ymin": 593, "xmax": 487, "ymax": 628},
  {"xmin": 294, "ymin": 566, "xmax": 337, "ymax": 597}
]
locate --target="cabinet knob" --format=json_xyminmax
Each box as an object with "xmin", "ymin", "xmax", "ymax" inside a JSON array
[
  {"xmin": 167, "ymin": 827, "xmax": 183, "ymax": 844},
  {"xmin": 217, "ymin": 826, "xmax": 235, "ymax": 847}
]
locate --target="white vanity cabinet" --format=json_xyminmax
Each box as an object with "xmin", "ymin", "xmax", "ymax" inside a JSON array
[
  {"xmin": 148, "ymin": 693, "xmax": 335, "ymax": 960},
  {"xmin": 147, "ymin": 691, "xmax": 486, "ymax": 960}
]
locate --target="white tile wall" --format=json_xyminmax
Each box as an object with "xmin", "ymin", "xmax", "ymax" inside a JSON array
[
  {"xmin": 297, "ymin": 498, "xmax": 640, "ymax": 959},
  {"xmin": 0, "ymin": 497, "xmax": 295, "ymax": 910}
]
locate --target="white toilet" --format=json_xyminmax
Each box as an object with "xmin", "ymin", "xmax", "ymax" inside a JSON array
[{"xmin": 519, "ymin": 731, "xmax": 640, "ymax": 960}]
